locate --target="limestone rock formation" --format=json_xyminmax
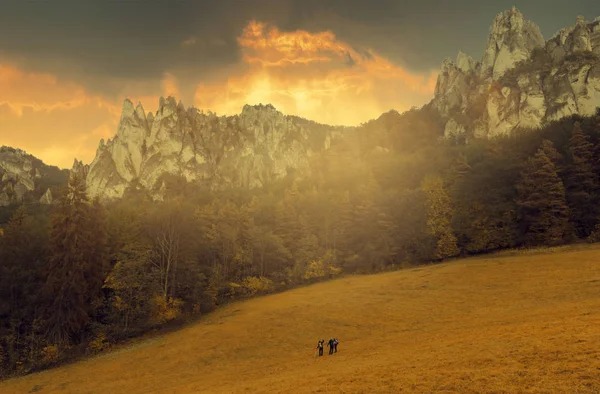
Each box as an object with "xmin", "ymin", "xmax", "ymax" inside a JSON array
[
  {"xmin": 433, "ymin": 8, "xmax": 600, "ymax": 140},
  {"xmin": 39, "ymin": 188, "xmax": 53, "ymax": 204},
  {"xmin": 0, "ymin": 146, "xmax": 66, "ymax": 206},
  {"xmin": 80, "ymin": 97, "xmax": 343, "ymax": 200},
  {"xmin": 481, "ymin": 7, "xmax": 545, "ymax": 80},
  {"xmin": 0, "ymin": 147, "xmax": 39, "ymax": 206}
]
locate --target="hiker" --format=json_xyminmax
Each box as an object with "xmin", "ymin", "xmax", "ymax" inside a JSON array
[
  {"xmin": 316, "ymin": 339, "xmax": 324, "ymax": 356},
  {"xmin": 327, "ymin": 338, "xmax": 334, "ymax": 355},
  {"xmin": 333, "ymin": 338, "xmax": 338, "ymax": 353}
]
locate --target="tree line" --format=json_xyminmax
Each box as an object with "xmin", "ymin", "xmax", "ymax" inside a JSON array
[{"xmin": 0, "ymin": 108, "xmax": 599, "ymax": 378}]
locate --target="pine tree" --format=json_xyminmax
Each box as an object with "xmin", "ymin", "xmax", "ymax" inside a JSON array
[
  {"xmin": 540, "ymin": 139, "xmax": 563, "ymax": 167},
  {"xmin": 0, "ymin": 206, "xmax": 46, "ymax": 369},
  {"xmin": 88, "ymin": 198, "xmax": 109, "ymax": 308},
  {"xmin": 565, "ymin": 122, "xmax": 599, "ymax": 238},
  {"xmin": 421, "ymin": 175, "xmax": 459, "ymax": 259},
  {"xmin": 42, "ymin": 174, "xmax": 107, "ymax": 346},
  {"xmin": 516, "ymin": 146, "xmax": 571, "ymax": 246}
]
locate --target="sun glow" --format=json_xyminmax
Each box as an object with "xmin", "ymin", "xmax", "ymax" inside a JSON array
[{"xmin": 192, "ymin": 20, "xmax": 437, "ymax": 126}]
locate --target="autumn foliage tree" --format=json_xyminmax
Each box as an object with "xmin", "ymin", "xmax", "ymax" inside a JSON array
[{"xmin": 421, "ymin": 175, "xmax": 459, "ymax": 259}]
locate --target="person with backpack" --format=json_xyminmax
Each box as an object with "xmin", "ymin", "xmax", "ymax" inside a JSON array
[{"xmin": 316, "ymin": 339, "xmax": 324, "ymax": 356}]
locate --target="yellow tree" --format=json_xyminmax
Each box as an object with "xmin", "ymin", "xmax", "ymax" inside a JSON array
[{"xmin": 421, "ymin": 174, "xmax": 459, "ymax": 259}]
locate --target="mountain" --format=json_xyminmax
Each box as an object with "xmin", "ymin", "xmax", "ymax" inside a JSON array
[
  {"xmin": 0, "ymin": 146, "xmax": 68, "ymax": 207},
  {"xmin": 432, "ymin": 7, "xmax": 600, "ymax": 140},
  {"xmin": 76, "ymin": 97, "xmax": 347, "ymax": 200},
  {"xmin": 75, "ymin": 8, "xmax": 600, "ymax": 200}
]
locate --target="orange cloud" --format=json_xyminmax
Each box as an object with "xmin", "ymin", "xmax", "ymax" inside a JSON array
[
  {"xmin": 0, "ymin": 64, "xmax": 120, "ymax": 118},
  {"xmin": 2, "ymin": 21, "xmax": 439, "ymax": 169},
  {"xmin": 193, "ymin": 20, "xmax": 437, "ymax": 125},
  {"xmin": 0, "ymin": 64, "xmax": 122, "ymax": 167},
  {"xmin": 0, "ymin": 62, "xmax": 186, "ymax": 168}
]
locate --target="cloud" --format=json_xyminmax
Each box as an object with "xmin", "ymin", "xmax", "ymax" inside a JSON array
[
  {"xmin": 0, "ymin": 62, "xmax": 196, "ymax": 168},
  {"xmin": 0, "ymin": 64, "xmax": 120, "ymax": 167},
  {"xmin": 0, "ymin": 64, "xmax": 120, "ymax": 118},
  {"xmin": 193, "ymin": 20, "xmax": 438, "ymax": 125},
  {"xmin": 2, "ymin": 19, "xmax": 440, "ymax": 168},
  {"xmin": 181, "ymin": 36, "xmax": 197, "ymax": 47}
]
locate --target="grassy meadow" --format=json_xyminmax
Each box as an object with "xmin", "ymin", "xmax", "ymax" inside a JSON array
[{"xmin": 2, "ymin": 245, "xmax": 600, "ymax": 393}]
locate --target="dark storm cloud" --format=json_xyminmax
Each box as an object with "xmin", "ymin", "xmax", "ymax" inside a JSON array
[
  {"xmin": 283, "ymin": 0, "xmax": 600, "ymax": 69},
  {"xmin": 1, "ymin": 0, "xmax": 597, "ymax": 95}
]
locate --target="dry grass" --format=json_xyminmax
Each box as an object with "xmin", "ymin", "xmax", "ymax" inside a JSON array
[{"xmin": 3, "ymin": 245, "xmax": 600, "ymax": 393}]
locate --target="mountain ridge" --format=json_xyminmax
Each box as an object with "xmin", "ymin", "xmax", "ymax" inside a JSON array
[
  {"xmin": 433, "ymin": 8, "xmax": 600, "ymax": 140},
  {"xmin": 3, "ymin": 8, "xmax": 599, "ymax": 203},
  {"xmin": 74, "ymin": 97, "xmax": 348, "ymax": 200}
]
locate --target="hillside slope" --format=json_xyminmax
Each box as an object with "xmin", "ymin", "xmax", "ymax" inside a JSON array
[{"xmin": 2, "ymin": 246, "xmax": 600, "ymax": 393}]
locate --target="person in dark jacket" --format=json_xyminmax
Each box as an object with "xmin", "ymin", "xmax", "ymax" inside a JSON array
[
  {"xmin": 327, "ymin": 338, "xmax": 334, "ymax": 355},
  {"xmin": 316, "ymin": 339, "xmax": 324, "ymax": 356}
]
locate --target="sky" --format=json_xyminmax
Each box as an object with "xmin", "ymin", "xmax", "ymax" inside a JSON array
[{"xmin": 0, "ymin": 0, "xmax": 598, "ymax": 169}]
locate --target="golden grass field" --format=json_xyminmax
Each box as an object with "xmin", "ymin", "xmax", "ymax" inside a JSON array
[{"xmin": 2, "ymin": 245, "xmax": 600, "ymax": 393}]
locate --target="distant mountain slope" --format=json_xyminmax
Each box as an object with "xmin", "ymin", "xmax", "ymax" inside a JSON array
[{"xmin": 0, "ymin": 146, "xmax": 68, "ymax": 207}]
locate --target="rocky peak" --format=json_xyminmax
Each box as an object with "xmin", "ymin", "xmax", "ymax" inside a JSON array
[
  {"xmin": 566, "ymin": 16, "xmax": 594, "ymax": 54},
  {"xmin": 157, "ymin": 96, "xmax": 178, "ymax": 117},
  {"xmin": 77, "ymin": 97, "xmax": 341, "ymax": 200},
  {"xmin": 481, "ymin": 7, "xmax": 545, "ymax": 80},
  {"xmin": 433, "ymin": 56, "xmax": 473, "ymax": 119},
  {"xmin": 0, "ymin": 146, "xmax": 67, "ymax": 206},
  {"xmin": 241, "ymin": 103, "xmax": 281, "ymax": 117},
  {"xmin": 456, "ymin": 50, "xmax": 476, "ymax": 73},
  {"xmin": 135, "ymin": 102, "xmax": 146, "ymax": 120},
  {"xmin": 0, "ymin": 147, "xmax": 35, "ymax": 206},
  {"xmin": 39, "ymin": 188, "xmax": 53, "ymax": 204},
  {"xmin": 546, "ymin": 16, "xmax": 599, "ymax": 62},
  {"xmin": 431, "ymin": 8, "xmax": 600, "ymax": 141},
  {"xmin": 71, "ymin": 158, "xmax": 89, "ymax": 181}
]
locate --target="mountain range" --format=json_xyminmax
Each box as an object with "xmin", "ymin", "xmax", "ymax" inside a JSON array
[{"xmin": 1, "ymin": 8, "xmax": 599, "ymax": 205}]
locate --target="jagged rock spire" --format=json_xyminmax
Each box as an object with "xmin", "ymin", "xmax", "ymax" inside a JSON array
[
  {"xmin": 432, "ymin": 7, "xmax": 600, "ymax": 142},
  {"xmin": 481, "ymin": 7, "xmax": 545, "ymax": 80}
]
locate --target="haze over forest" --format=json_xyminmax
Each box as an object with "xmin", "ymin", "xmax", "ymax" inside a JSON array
[
  {"xmin": 1, "ymin": 0, "xmax": 598, "ymax": 168},
  {"xmin": 1, "ymin": 0, "xmax": 600, "ymax": 389}
]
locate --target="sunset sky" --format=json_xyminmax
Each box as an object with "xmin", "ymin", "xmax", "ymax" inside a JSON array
[{"xmin": 1, "ymin": 0, "xmax": 598, "ymax": 168}]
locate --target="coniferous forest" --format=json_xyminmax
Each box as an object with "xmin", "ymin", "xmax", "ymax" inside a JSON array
[{"xmin": 1, "ymin": 106, "xmax": 600, "ymax": 378}]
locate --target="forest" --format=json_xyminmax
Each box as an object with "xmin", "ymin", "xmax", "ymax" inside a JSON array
[{"xmin": 1, "ymin": 105, "xmax": 600, "ymax": 378}]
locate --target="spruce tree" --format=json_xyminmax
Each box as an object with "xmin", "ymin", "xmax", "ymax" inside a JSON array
[
  {"xmin": 0, "ymin": 206, "xmax": 46, "ymax": 368},
  {"xmin": 88, "ymin": 198, "xmax": 109, "ymax": 309},
  {"xmin": 566, "ymin": 122, "xmax": 599, "ymax": 238},
  {"xmin": 42, "ymin": 174, "xmax": 107, "ymax": 346},
  {"xmin": 516, "ymin": 146, "xmax": 571, "ymax": 246},
  {"xmin": 540, "ymin": 139, "xmax": 563, "ymax": 165}
]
